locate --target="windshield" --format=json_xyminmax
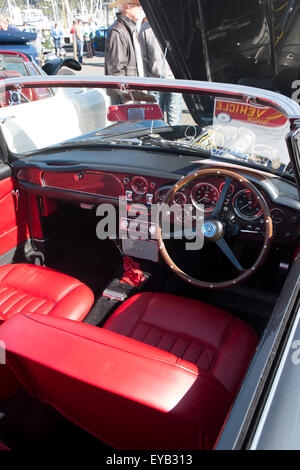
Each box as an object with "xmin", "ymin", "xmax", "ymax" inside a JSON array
[
  {"xmin": 0, "ymin": 53, "xmax": 32, "ymax": 76},
  {"xmin": 0, "ymin": 80, "xmax": 295, "ymax": 179}
]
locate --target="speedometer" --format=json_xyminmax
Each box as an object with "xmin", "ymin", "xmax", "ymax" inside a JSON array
[
  {"xmin": 191, "ymin": 183, "xmax": 219, "ymax": 212},
  {"xmin": 233, "ymin": 189, "xmax": 262, "ymax": 220}
]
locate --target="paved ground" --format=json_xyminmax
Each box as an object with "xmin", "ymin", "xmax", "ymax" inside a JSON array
[{"xmin": 75, "ymin": 52, "xmax": 106, "ymax": 76}]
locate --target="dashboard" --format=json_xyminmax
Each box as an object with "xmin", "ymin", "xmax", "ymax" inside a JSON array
[{"xmin": 13, "ymin": 147, "xmax": 300, "ymax": 248}]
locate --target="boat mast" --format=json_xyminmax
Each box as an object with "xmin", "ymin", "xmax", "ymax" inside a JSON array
[
  {"xmin": 51, "ymin": 0, "xmax": 58, "ymax": 22},
  {"xmin": 64, "ymin": 0, "xmax": 73, "ymax": 28}
]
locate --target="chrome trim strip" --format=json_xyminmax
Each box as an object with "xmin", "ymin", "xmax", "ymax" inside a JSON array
[
  {"xmin": 1, "ymin": 75, "xmax": 300, "ymax": 118},
  {"xmin": 250, "ymin": 305, "xmax": 300, "ymax": 449}
]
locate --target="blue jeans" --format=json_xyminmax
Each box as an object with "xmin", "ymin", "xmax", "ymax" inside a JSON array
[
  {"xmin": 153, "ymin": 92, "xmax": 183, "ymax": 126},
  {"xmin": 53, "ymin": 38, "xmax": 61, "ymax": 55},
  {"xmin": 76, "ymin": 40, "xmax": 84, "ymax": 64}
]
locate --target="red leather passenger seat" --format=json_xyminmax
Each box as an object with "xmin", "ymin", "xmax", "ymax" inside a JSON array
[
  {"xmin": 0, "ymin": 292, "xmax": 257, "ymax": 449},
  {"xmin": 0, "ymin": 263, "xmax": 94, "ymax": 401},
  {"xmin": 0, "ymin": 264, "xmax": 94, "ymax": 322}
]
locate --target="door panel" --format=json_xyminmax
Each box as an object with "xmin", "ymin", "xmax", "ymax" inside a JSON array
[{"xmin": 0, "ymin": 167, "xmax": 30, "ymax": 257}]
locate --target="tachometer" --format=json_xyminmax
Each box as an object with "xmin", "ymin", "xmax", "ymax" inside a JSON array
[
  {"xmin": 155, "ymin": 186, "xmax": 171, "ymax": 204},
  {"xmin": 191, "ymin": 183, "xmax": 219, "ymax": 212},
  {"xmin": 233, "ymin": 189, "xmax": 262, "ymax": 220}
]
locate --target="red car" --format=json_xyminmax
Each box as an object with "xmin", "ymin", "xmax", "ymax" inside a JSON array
[
  {"xmin": 0, "ymin": 51, "xmax": 52, "ymax": 106},
  {"xmin": 0, "ymin": 49, "xmax": 82, "ymax": 107},
  {"xmin": 0, "ymin": 74, "xmax": 298, "ymax": 454}
]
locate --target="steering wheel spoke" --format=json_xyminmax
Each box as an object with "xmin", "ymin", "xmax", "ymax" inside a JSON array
[
  {"xmin": 215, "ymin": 237, "xmax": 245, "ymax": 273},
  {"xmin": 212, "ymin": 177, "xmax": 232, "ymax": 218}
]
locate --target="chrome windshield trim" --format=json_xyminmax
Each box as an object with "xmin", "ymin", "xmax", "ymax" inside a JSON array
[{"xmin": 1, "ymin": 75, "xmax": 300, "ymax": 119}]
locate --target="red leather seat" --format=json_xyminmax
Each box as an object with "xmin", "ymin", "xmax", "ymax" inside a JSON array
[
  {"xmin": 0, "ymin": 263, "xmax": 94, "ymax": 322},
  {"xmin": 104, "ymin": 293, "xmax": 257, "ymax": 396},
  {"xmin": 0, "ymin": 292, "xmax": 257, "ymax": 449},
  {"xmin": 0, "ymin": 263, "xmax": 94, "ymax": 401}
]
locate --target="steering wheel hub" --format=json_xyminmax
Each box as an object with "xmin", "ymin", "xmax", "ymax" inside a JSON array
[{"xmin": 201, "ymin": 219, "xmax": 224, "ymax": 241}]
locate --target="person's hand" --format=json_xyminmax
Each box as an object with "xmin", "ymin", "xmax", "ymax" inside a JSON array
[{"xmin": 123, "ymin": 90, "xmax": 157, "ymax": 102}]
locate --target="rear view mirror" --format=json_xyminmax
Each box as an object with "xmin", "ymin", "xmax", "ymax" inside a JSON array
[{"xmin": 107, "ymin": 103, "xmax": 163, "ymax": 121}]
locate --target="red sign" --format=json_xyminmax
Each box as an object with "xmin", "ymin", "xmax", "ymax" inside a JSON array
[{"xmin": 214, "ymin": 99, "xmax": 287, "ymax": 127}]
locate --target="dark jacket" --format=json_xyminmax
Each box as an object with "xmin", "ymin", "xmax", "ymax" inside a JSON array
[
  {"xmin": 105, "ymin": 14, "xmax": 138, "ymax": 77},
  {"xmin": 139, "ymin": 21, "xmax": 173, "ymax": 79}
]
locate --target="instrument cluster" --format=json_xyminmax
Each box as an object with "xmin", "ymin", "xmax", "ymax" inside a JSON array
[
  {"xmin": 189, "ymin": 180, "xmax": 264, "ymax": 221},
  {"xmin": 156, "ymin": 178, "xmax": 264, "ymax": 220},
  {"xmin": 154, "ymin": 176, "xmax": 300, "ymax": 244}
]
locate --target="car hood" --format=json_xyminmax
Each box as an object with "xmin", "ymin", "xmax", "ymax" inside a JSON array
[{"xmin": 141, "ymin": 0, "xmax": 300, "ymax": 100}]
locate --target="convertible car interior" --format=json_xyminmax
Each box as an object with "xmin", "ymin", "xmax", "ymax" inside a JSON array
[{"xmin": 0, "ymin": 77, "xmax": 299, "ymax": 450}]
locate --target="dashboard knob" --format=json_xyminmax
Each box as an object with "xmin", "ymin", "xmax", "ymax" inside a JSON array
[
  {"xmin": 74, "ymin": 173, "xmax": 83, "ymax": 182},
  {"xmin": 149, "ymin": 225, "xmax": 156, "ymax": 235}
]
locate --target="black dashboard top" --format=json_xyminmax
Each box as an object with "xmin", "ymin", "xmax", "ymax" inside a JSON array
[{"xmin": 13, "ymin": 147, "xmax": 300, "ymax": 210}]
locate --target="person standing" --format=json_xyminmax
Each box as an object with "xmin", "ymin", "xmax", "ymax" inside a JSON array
[
  {"xmin": 51, "ymin": 23, "xmax": 63, "ymax": 56},
  {"xmin": 139, "ymin": 19, "xmax": 182, "ymax": 126},
  {"xmin": 89, "ymin": 18, "xmax": 96, "ymax": 57},
  {"xmin": 105, "ymin": 0, "xmax": 144, "ymax": 103},
  {"xmin": 83, "ymin": 21, "xmax": 93, "ymax": 58},
  {"xmin": 70, "ymin": 20, "xmax": 78, "ymax": 60},
  {"xmin": 0, "ymin": 17, "xmax": 20, "ymax": 31},
  {"xmin": 75, "ymin": 19, "xmax": 84, "ymax": 64}
]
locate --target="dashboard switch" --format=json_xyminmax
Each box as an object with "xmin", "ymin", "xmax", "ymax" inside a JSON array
[
  {"xmin": 146, "ymin": 194, "xmax": 153, "ymax": 205},
  {"xmin": 74, "ymin": 173, "xmax": 83, "ymax": 181},
  {"xmin": 126, "ymin": 190, "xmax": 133, "ymax": 202}
]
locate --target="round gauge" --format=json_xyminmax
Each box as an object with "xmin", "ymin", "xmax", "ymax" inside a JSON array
[
  {"xmin": 191, "ymin": 183, "xmax": 219, "ymax": 212},
  {"xmin": 131, "ymin": 176, "xmax": 148, "ymax": 195},
  {"xmin": 155, "ymin": 186, "xmax": 171, "ymax": 204},
  {"xmin": 219, "ymin": 181, "xmax": 235, "ymax": 197},
  {"xmin": 270, "ymin": 208, "xmax": 285, "ymax": 224},
  {"xmin": 172, "ymin": 192, "xmax": 187, "ymax": 206},
  {"xmin": 233, "ymin": 189, "xmax": 262, "ymax": 220},
  {"xmin": 175, "ymin": 208, "xmax": 191, "ymax": 223}
]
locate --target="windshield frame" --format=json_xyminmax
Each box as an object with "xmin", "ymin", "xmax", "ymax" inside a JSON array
[{"xmin": 1, "ymin": 75, "xmax": 300, "ymax": 115}]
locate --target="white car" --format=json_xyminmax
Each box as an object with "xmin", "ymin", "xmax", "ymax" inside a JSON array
[{"xmin": 0, "ymin": 75, "xmax": 110, "ymax": 153}]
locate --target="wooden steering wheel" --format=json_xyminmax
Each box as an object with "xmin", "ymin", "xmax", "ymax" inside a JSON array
[{"xmin": 157, "ymin": 168, "xmax": 273, "ymax": 289}]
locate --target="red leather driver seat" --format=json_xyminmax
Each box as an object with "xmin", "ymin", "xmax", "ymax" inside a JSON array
[
  {"xmin": 104, "ymin": 293, "xmax": 257, "ymax": 395},
  {"xmin": 0, "ymin": 292, "xmax": 257, "ymax": 449}
]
